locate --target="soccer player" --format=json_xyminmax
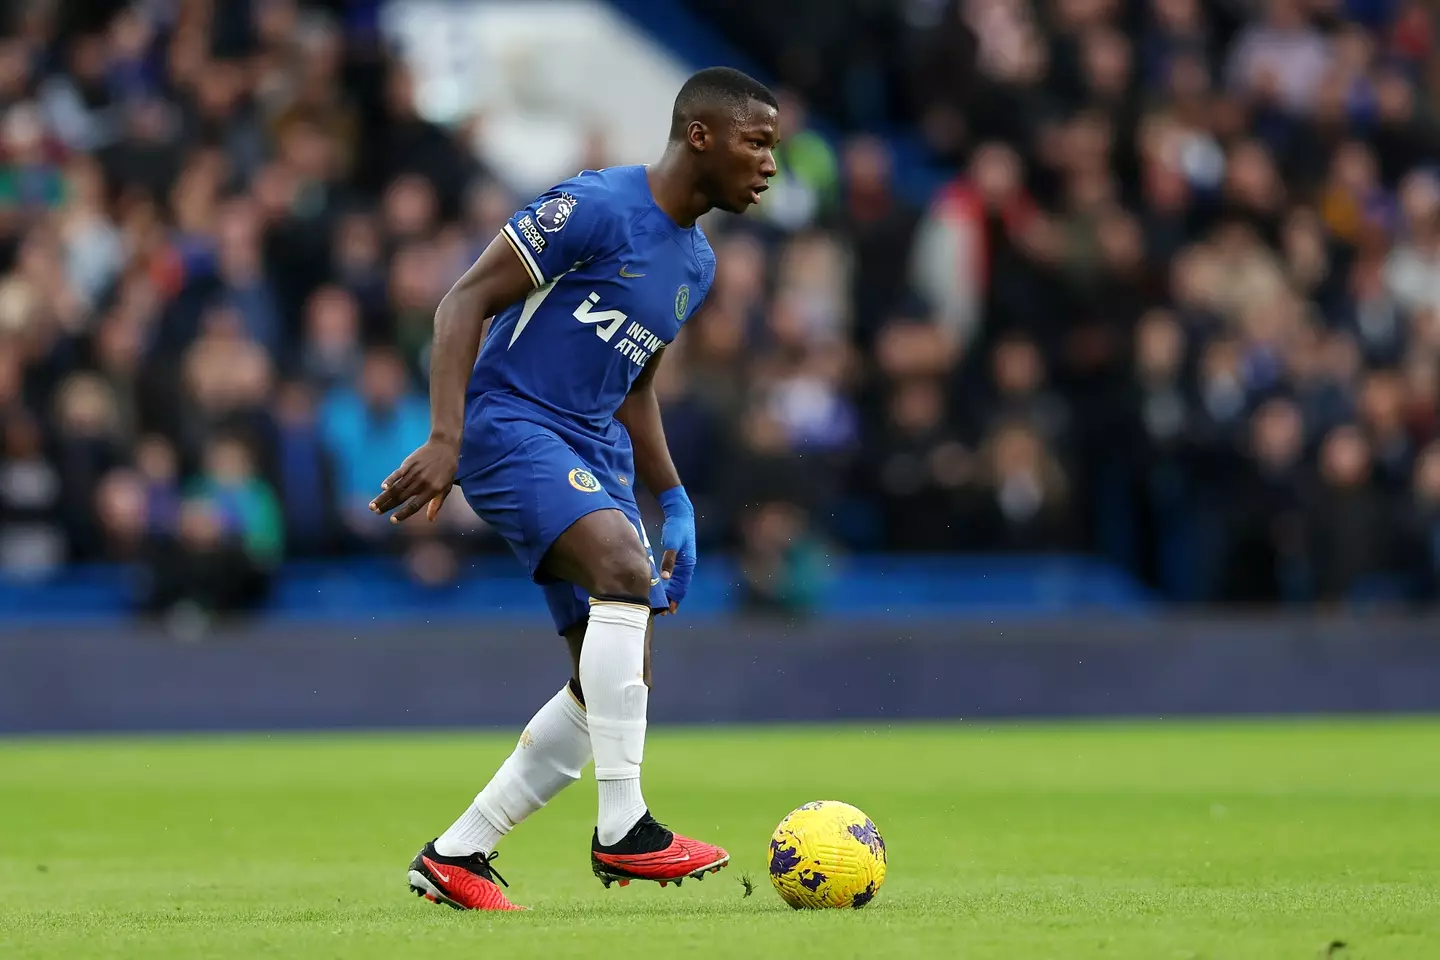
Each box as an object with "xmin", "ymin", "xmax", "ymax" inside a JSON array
[{"xmin": 367, "ymin": 67, "xmax": 778, "ymax": 910}]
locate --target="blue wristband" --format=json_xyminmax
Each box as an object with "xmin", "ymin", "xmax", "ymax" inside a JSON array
[
  {"xmin": 656, "ymin": 485, "xmax": 696, "ymax": 607},
  {"xmin": 657, "ymin": 485, "xmax": 693, "ymax": 514}
]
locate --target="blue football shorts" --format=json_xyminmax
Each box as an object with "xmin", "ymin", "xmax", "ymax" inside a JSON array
[{"xmin": 458, "ymin": 414, "xmax": 666, "ymax": 633}]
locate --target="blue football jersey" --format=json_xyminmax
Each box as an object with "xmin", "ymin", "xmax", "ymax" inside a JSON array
[{"xmin": 469, "ymin": 165, "xmax": 715, "ymax": 439}]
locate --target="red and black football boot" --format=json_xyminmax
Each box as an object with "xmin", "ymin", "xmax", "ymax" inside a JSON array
[
  {"xmin": 590, "ymin": 812, "xmax": 729, "ymax": 889},
  {"xmin": 407, "ymin": 841, "xmax": 525, "ymax": 911}
]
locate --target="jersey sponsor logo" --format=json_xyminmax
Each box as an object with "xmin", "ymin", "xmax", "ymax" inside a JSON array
[
  {"xmin": 618, "ymin": 264, "xmax": 645, "ymax": 278},
  {"xmin": 568, "ymin": 468, "xmax": 601, "ymax": 493},
  {"xmin": 536, "ymin": 193, "xmax": 577, "ymax": 232},
  {"xmin": 573, "ymin": 293, "xmax": 628, "ymax": 342},
  {"xmin": 614, "ymin": 319, "xmax": 663, "ymax": 367},
  {"xmin": 674, "ymin": 284, "xmax": 690, "ymax": 320},
  {"xmin": 516, "ymin": 215, "xmax": 546, "ymax": 253},
  {"xmin": 574, "ymin": 293, "xmax": 666, "ymax": 367}
]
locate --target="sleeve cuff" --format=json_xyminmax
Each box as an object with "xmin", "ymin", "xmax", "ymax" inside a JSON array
[{"xmin": 501, "ymin": 222, "xmax": 546, "ymax": 287}]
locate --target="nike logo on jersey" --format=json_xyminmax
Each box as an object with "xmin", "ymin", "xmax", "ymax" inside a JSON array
[{"xmin": 619, "ymin": 265, "xmax": 645, "ymax": 278}]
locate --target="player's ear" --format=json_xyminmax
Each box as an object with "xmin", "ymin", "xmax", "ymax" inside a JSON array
[{"xmin": 686, "ymin": 119, "xmax": 709, "ymax": 152}]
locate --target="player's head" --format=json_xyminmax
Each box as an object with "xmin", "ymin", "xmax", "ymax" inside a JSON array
[{"xmin": 669, "ymin": 67, "xmax": 779, "ymax": 214}]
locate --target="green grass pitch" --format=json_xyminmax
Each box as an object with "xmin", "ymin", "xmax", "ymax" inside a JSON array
[{"xmin": 2, "ymin": 719, "xmax": 1438, "ymax": 959}]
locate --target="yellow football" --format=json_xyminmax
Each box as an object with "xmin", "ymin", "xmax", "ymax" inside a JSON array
[{"xmin": 767, "ymin": 800, "xmax": 887, "ymax": 909}]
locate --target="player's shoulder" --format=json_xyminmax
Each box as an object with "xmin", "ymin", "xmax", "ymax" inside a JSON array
[
  {"xmin": 690, "ymin": 222, "xmax": 717, "ymax": 267},
  {"xmin": 690, "ymin": 223, "xmax": 717, "ymax": 287},
  {"xmin": 544, "ymin": 165, "xmax": 651, "ymax": 225}
]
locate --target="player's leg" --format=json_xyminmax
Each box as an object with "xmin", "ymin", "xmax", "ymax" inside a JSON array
[
  {"xmin": 433, "ymin": 682, "xmax": 590, "ymax": 855},
  {"xmin": 545, "ymin": 510, "xmax": 729, "ymax": 888},
  {"xmin": 561, "ymin": 613, "xmax": 652, "ymax": 699},
  {"xmin": 410, "ymin": 680, "xmax": 589, "ymax": 910},
  {"xmin": 406, "ymin": 434, "xmax": 599, "ymax": 910},
  {"xmin": 541, "ymin": 509, "xmax": 655, "ymax": 844}
]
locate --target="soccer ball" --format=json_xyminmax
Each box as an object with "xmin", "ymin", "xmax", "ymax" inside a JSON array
[{"xmin": 768, "ymin": 800, "xmax": 887, "ymax": 909}]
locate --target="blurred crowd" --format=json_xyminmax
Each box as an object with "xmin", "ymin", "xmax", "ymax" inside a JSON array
[
  {"xmin": 3, "ymin": 0, "xmax": 1440, "ymax": 616},
  {"xmin": 692, "ymin": 0, "xmax": 1440, "ymax": 607}
]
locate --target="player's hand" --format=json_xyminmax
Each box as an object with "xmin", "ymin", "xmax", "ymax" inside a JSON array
[
  {"xmin": 656, "ymin": 485, "xmax": 696, "ymax": 613},
  {"xmin": 369, "ymin": 439, "xmax": 459, "ymax": 524}
]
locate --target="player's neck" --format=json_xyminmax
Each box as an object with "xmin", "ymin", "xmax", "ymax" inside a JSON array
[{"xmin": 646, "ymin": 150, "xmax": 708, "ymax": 228}]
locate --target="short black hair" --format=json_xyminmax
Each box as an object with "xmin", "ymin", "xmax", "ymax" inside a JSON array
[{"xmin": 669, "ymin": 67, "xmax": 777, "ymax": 141}]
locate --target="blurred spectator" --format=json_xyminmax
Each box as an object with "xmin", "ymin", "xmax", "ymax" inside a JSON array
[
  {"xmin": 1404, "ymin": 441, "xmax": 1440, "ymax": 598},
  {"xmin": 331, "ymin": 209, "xmax": 388, "ymax": 324},
  {"xmin": 1, "ymin": 102, "xmax": 65, "ymax": 221},
  {"xmin": 1220, "ymin": 397, "xmax": 1307, "ymax": 603},
  {"xmin": 968, "ymin": 331, "xmax": 1070, "ymax": 448},
  {"xmin": 388, "ymin": 242, "xmax": 443, "ymax": 375},
  {"xmin": 721, "ymin": 404, "xmax": 828, "ymax": 534},
  {"xmin": 271, "ymin": 380, "xmax": 339, "ymax": 556},
  {"xmin": 0, "ymin": 408, "xmax": 63, "ymax": 578},
  {"xmin": 170, "ymin": 196, "xmax": 284, "ymax": 355},
  {"xmin": 1302, "ymin": 424, "xmax": 1396, "ymax": 601},
  {"xmin": 94, "ymin": 468, "xmax": 150, "ymax": 562},
  {"xmin": 908, "ymin": 0, "xmax": 978, "ymax": 164},
  {"xmin": 134, "ymin": 433, "xmax": 180, "ymax": 537},
  {"xmin": 911, "ymin": 142, "xmax": 1040, "ymax": 352},
  {"xmin": 973, "ymin": 421, "xmax": 1073, "ymax": 552},
  {"xmin": 52, "ymin": 372, "xmax": 125, "ymax": 559},
  {"xmin": 1360, "ymin": 368, "xmax": 1415, "ymax": 488},
  {"xmin": 1385, "ymin": 171, "xmax": 1440, "ymax": 314},
  {"xmin": 37, "ymin": 33, "xmax": 121, "ymax": 153},
  {"xmin": 181, "ymin": 57, "xmax": 266, "ymax": 183},
  {"xmin": 179, "ymin": 304, "xmax": 275, "ymax": 454},
  {"xmin": 737, "ymin": 500, "xmax": 829, "ymax": 617},
  {"xmin": 98, "ymin": 97, "xmax": 184, "ymax": 208},
  {"xmin": 318, "ymin": 346, "xmax": 428, "ymax": 536},
  {"xmin": 148, "ymin": 433, "xmax": 280, "ymax": 619},
  {"xmin": 870, "ymin": 376, "xmax": 971, "ymax": 551},
  {"xmin": 1226, "ymin": 0, "xmax": 1331, "ymax": 115},
  {"xmin": 299, "ymin": 284, "xmax": 362, "ymax": 390},
  {"xmin": 59, "ymin": 157, "xmax": 123, "ymax": 306},
  {"xmin": 841, "ymin": 137, "xmax": 917, "ymax": 341},
  {"xmin": 375, "ymin": 63, "xmax": 477, "ymax": 217},
  {"xmin": 188, "ymin": 433, "xmax": 284, "ymax": 568},
  {"xmin": 1119, "ymin": 309, "xmax": 1201, "ymax": 594}
]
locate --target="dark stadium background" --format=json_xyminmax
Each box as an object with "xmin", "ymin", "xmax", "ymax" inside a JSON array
[{"xmin": 2, "ymin": 0, "xmax": 1440, "ymax": 729}]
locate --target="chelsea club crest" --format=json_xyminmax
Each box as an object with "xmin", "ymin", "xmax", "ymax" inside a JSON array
[
  {"xmin": 568, "ymin": 468, "xmax": 600, "ymax": 492},
  {"xmin": 674, "ymin": 284, "xmax": 690, "ymax": 320}
]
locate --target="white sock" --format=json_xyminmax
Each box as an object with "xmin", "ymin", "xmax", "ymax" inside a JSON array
[
  {"xmin": 597, "ymin": 778, "xmax": 647, "ymax": 844},
  {"xmin": 433, "ymin": 802, "xmax": 504, "ymax": 858},
  {"xmin": 434, "ymin": 684, "xmax": 590, "ymax": 857},
  {"xmin": 581, "ymin": 598, "xmax": 651, "ymax": 846}
]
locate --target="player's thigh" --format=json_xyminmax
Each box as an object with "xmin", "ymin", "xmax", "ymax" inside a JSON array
[
  {"xmin": 458, "ymin": 432, "xmax": 621, "ymax": 581},
  {"xmin": 564, "ymin": 615, "xmax": 655, "ymax": 693},
  {"xmin": 540, "ymin": 498, "xmax": 664, "ymax": 635},
  {"xmin": 540, "ymin": 507, "xmax": 651, "ymax": 596}
]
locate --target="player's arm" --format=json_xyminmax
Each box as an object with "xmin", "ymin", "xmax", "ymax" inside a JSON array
[
  {"xmin": 616, "ymin": 348, "xmax": 682, "ymax": 496},
  {"xmin": 427, "ymin": 239, "xmax": 534, "ymax": 446},
  {"xmin": 616, "ymin": 349, "xmax": 695, "ymax": 611},
  {"xmin": 369, "ymin": 236, "xmax": 534, "ymax": 523}
]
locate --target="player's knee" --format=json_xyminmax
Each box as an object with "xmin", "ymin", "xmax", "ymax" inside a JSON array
[{"xmin": 589, "ymin": 546, "xmax": 652, "ymax": 600}]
